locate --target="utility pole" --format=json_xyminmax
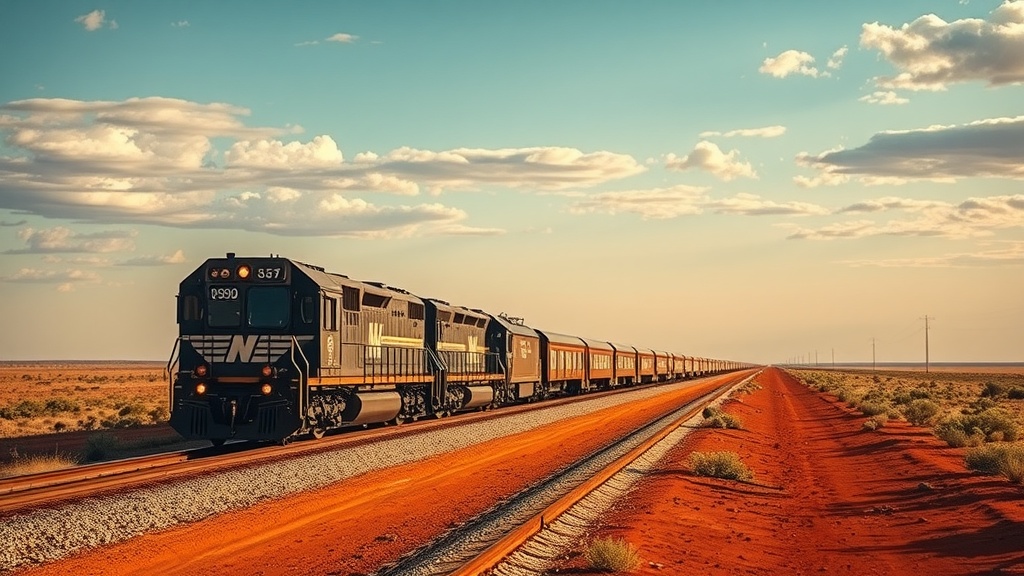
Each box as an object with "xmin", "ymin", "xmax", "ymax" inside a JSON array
[
  {"xmin": 872, "ymin": 337, "xmax": 876, "ymax": 372},
  {"xmin": 922, "ymin": 315, "xmax": 931, "ymax": 373}
]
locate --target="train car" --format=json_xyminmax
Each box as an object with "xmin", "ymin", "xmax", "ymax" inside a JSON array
[
  {"xmin": 423, "ymin": 299, "xmax": 502, "ymax": 415},
  {"xmin": 637, "ymin": 348, "xmax": 656, "ymax": 384},
  {"xmin": 609, "ymin": 342, "xmax": 637, "ymax": 386},
  {"xmin": 654, "ymin": 351, "xmax": 671, "ymax": 382},
  {"xmin": 581, "ymin": 338, "xmax": 614, "ymax": 389},
  {"xmin": 671, "ymin": 353, "xmax": 687, "ymax": 380},
  {"xmin": 537, "ymin": 330, "xmax": 587, "ymax": 396},
  {"xmin": 482, "ymin": 312, "xmax": 541, "ymax": 402}
]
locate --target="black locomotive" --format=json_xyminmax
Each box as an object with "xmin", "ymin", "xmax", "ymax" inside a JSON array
[{"xmin": 168, "ymin": 254, "xmax": 748, "ymax": 444}]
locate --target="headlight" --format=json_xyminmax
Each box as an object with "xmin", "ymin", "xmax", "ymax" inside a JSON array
[
  {"xmin": 261, "ymin": 365, "xmax": 273, "ymax": 377},
  {"xmin": 194, "ymin": 364, "xmax": 208, "ymax": 377},
  {"xmin": 195, "ymin": 382, "xmax": 207, "ymax": 395},
  {"xmin": 260, "ymin": 383, "xmax": 272, "ymax": 395},
  {"xmin": 237, "ymin": 265, "xmax": 251, "ymax": 279}
]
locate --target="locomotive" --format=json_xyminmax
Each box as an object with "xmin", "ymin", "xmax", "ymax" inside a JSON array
[{"xmin": 167, "ymin": 254, "xmax": 746, "ymax": 444}]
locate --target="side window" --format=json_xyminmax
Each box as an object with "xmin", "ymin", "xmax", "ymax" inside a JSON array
[
  {"xmin": 181, "ymin": 295, "xmax": 201, "ymax": 321},
  {"xmin": 342, "ymin": 286, "xmax": 360, "ymax": 311},
  {"xmin": 322, "ymin": 296, "xmax": 337, "ymax": 331},
  {"xmin": 300, "ymin": 296, "xmax": 314, "ymax": 324}
]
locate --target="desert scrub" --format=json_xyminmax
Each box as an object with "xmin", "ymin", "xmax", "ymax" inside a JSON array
[
  {"xmin": 856, "ymin": 400, "xmax": 890, "ymax": 417},
  {"xmin": 586, "ymin": 537, "xmax": 642, "ymax": 573},
  {"xmin": 965, "ymin": 444, "xmax": 1024, "ymax": 483},
  {"xmin": 936, "ymin": 409, "xmax": 1019, "ymax": 445},
  {"xmin": 902, "ymin": 399, "xmax": 941, "ymax": 426},
  {"xmin": 688, "ymin": 451, "xmax": 753, "ymax": 481},
  {"xmin": 83, "ymin": 432, "xmax": 121, "ymax": 462},
  {"xmin": 862, "ymin": 414, "xmax": 888, "ymax": 431},
  {"xmin": 0, "ymin": 452, "xmax": 78, "ymax": 479},
  {"xmin": 935, "ymin": 420, "xmax": 985, "ymax": 448},
  {"xmin": 700, "ymin": 405, "xmax": 743, "ymax": 429}
]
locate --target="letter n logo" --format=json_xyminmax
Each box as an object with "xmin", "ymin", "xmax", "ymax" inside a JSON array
[
  {"xmin": 368, "ymin": 322, "xmax": 383, "ymax": 360},
  {"xmin": 225, "ymin": 335, "xmax": 259, "ymax": 363}
]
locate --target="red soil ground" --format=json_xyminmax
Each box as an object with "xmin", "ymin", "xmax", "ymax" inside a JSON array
[
  {"xmin": 13, "ymin": 375, "xmax": 739, "ymax": 576},
  {"xmin": 556, "ymin": 367, "xmax": 1024, "ymax": 576}
]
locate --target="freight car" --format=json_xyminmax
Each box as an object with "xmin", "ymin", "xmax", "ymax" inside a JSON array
[{"xmin": 167, "ymin": 254, "xmax": 749, "ymax": 444}]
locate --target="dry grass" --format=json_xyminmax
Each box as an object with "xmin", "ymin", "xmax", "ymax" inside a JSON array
[
  {"xmin": 586, "ymin": 537, "xmax": 642, "ymax": 573},
  {"xmin": 0, "ymin": 452, "xmax": 79, "ymax": 479},
  {"xmin": 0, "ymin": 362, "xmax": 167, "ymax": 438},
  {"xmin": 688, "ymin": 451, "xmax": 753, "ymax": 481}
]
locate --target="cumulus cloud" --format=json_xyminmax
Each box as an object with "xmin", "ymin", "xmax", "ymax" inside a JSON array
[
  {"xmin": 795, "ymin": 115, "xmax": 1024, "ymax": 186},
  {"xmin": 75, "ymin": 10, "xmax": 113, "ymax": 31},
  {"xmin": 665, "ymin": 141, "xmax": 757, "ymax": 181},
  {"xmin": 783, "ymin": 194, "xmax": 1024, "ymax": 239},
  {"xmin": 859, "ymin": 91, "xmax": 910, "ymax": 105},
  {"xmin": 0, "ymin": 97, "xmax": 648, "ymax": 238},
  {"xmin": 327, "ymin": 33, "xmax": 358, "ymax": 43},
  {"xmin": 698, "ymin": 125, "xmax": 786, "ymax": 139},
  {"xmin": 759, "ymin": 50, "xmax": 820, "ymax": 78},
  {"xmin": 3, "ymin": 227, "xmax": 136, "ymax": 254},
  {"xmin": 1, "ymin": 219, "xmax": 28, "ymax": 227},
  {"xmin": 171, "ymin": 20, "xmax": 190, "ymax": 28},
  {"xmin": 827, "ymin": 46, "xmax": 849, "ymax": 70},
  {"xmin": 842, "ymin": 241, "xmax": 1024, "ymax": 267},
  {"xmin": 118, "ymin": 249, "xmax": 187, "ymax": 266},
  {"xmin": 861, "ymin": 1, "xmax": 1024, "ymax": 90}
]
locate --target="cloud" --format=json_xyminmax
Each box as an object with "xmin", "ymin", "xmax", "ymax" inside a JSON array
[
  {"xmin": 3, "ymin": 227, "xmax": 136, "ymax": 254},
  {"xmin": 568, "ymin": 185, "xmax": 707, "ymax": 220},
  {"xmin": 171, "ymin": 21, "xmax": 190, "ymax": 28},
  {"xmin": 795, "ymin": 115, "xmax": 1024, "ymax": 186},
  {"xmin": 783, "ymin": 194, "xmax": 1024, "ymax": 239},
  {"xmin": 706, "ymin": 193, "xmax": 829, "ymax": 216},
  {"xmin": 1, "ymin": 219, "xmax": 28, "ymax": 227},
  {"xmin": 75, "ymin": 10, "xmax": 109, "ymax": 31},
  {"xmin": 118, "ymin": 249, "xmax": 187, "ymax": 266},
  {"xmin": 858, "ymin": 91, "xmax": 910, "ymax": 105},
  {"xmin": 827, "ymin": 46, "xmax": 849, "ymax": 70},
  {"xmin": 0, "ymin": 268, "xmax": 101, "ymax": 291},
  {"xmin": 326, "ymin": 33, "xmax": 358, "ymax": 43},
  {"xmin": 841, "ymin": 241, "xmax": 1024, "ymax": 267},
  {"xmin": 0, "ymin": 97, "xmax": 647, "ymax": 238},
  {"xmin": 698, "ymin": 125, "xmax": 786, "ymax": 139},
  {"xmin": 861, "ymin": 1, "xmax": 1024, "ymax": 90},
  {"xmin": 665, "ymin": 141, "xmax": 757, "ymax": 181},
  {"xmin": 759, "ymin": 50, "xmax": 820, "ymax": 78}
]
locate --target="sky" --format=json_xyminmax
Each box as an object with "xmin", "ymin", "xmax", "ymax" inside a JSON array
[{"xmin": 0, "ymin": 0, "xmax": 1022, "ymax": 364}]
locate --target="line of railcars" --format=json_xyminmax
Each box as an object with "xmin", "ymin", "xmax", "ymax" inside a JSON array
[{"xmin": 168, "ymin": 254, "xmax": 754, "ymax": 444}]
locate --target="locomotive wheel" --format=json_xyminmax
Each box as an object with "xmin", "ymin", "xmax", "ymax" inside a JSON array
[
  {"xmin": 210, "ymin": 438, "xmax": 226, "ymax": 447},
  {"xmin": 311, "ymin": 427, "xmax": 326, "ymax": 439}
]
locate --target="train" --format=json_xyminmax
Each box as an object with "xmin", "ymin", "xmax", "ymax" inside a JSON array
[{"xmin": 167, "ymin": 253, "xmax": 752, "ymax": 444}]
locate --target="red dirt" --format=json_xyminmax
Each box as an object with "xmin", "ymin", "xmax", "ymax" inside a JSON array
[
  {"xmin": 555, "ymin": 367, "xmax": 1024, "ymax": 575},
  {"xmin": 13, "ymin": 375, "xmax": 739, "ymax": 576}
]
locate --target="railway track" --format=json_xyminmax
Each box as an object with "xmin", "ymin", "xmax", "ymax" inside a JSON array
[
  {"xmin": 0, "ymin": 378, "xmax": 694, "ymax": 516},
  {"xmin": 371, "ymin": 369, "xmax": 759, "ymax": 576}
]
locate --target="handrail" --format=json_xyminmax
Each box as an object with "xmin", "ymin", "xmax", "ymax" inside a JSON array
[
  {"xmin": 165, "ymin": 337, "xmax": 180, "ymax": 409},
  {"xmin": 290, "ymin": 335, "xmax": 311, "ymax": 415}
]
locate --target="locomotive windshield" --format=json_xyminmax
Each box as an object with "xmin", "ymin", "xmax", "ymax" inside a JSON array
[
  {"xmin": 208, "ymin": 286, "xmax": 241, "ymax": 327},
  {"xmin": 247, "ymin": 286, "xmax": 290, "ymax": 328}
]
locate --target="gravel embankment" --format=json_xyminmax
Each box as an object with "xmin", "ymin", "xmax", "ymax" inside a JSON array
[{"xmin": 0, "ymin": 380, "xmax": 704, "ymax": 572}]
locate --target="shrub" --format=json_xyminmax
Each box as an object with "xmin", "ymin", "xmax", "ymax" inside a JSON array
[
  {"xmin": 903, "ymin": 399, "xmax": 940, "ymax": 426},
  {"xmin": 981, "ymin": 381, "xmax": 1007, "ymax": 399},
  {"xmin": 700, "ymin": 406, "xmax": 743, "ymax": 429},
  {"xmin": 83, "ymin": 432, "xmax": 120, "ymax": 462},
  {"xmin": 966, "ymin": 444, "xmax": 1024, "ymax": 482},
  {"xmin": 44, "ymin": 397, "xmax": 81, "ymax": 415},
  {"xmin": 862, "ymin": 414, "xmax": 888, "ymax": 431},
  {"xmin": 586, "ymin": 537, "xmax": 642, "ymax": 573},
  {"xmin": 935, "ymin": 420, "xmax": 985, "ymax": 448},
  {"xmin": 857, "ymin": 401, "xmax": 890, "ymax": 417},
  {"xmin": 1008, "ymin": 387, "xmax": 1024, "ymax": 400},
  {"xmin": 689, "ymin": 451, "xmax": 753, "ymax": 481},
  {"xmin": 958, "ymin": 409, "xmax": 1019, "ymax": 442}
]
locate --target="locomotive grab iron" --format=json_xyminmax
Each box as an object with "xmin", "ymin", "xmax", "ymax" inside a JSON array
[{"xmin": 168, "ymin": 253, "xmax": 750, "ymax": 444}]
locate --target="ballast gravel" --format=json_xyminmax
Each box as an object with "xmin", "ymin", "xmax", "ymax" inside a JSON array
[{"xmin": 0, "ymin": 380, "xmax": 703, "ymax": 572}]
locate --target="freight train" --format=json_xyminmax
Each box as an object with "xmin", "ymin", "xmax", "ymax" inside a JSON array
[{"xmin": 167, "ymin": 253, "xmax": 750, "ymax": 445}]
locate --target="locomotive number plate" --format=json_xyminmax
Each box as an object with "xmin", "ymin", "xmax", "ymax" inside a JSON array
[
  {"xmin": 256, "ymin": 267, "xmax": 284, "ymax": 280},
  {"xmin": 209, "ymin": 286, "xmax": 239, "ymax": 300}
]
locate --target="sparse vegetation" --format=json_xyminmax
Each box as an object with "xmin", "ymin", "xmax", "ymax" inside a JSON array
[
  {"xmin": 0, "ymin": 452, "xmax": 79, "ymax": 478},
  {"xmin": 688, "ymin": 451, "xmax": 753, "ymax": 481},
  {"xmin": 965, "ymin": 444, "xmax": 1024, "ymax": 483},
  {"xmin": 83, "ymin": 432, "xmax": 120, "ymax": 462},
  {"xmin": 903, "ymin": 399, "xmax": 941, "ymax": 426},
  {"xmin": 700, "ymin": 405, "xmax": 743, "ymax": 429},
  {"xmin": 586, "ymin": 537, "xmax": 642, "ymax": 573},
  {"xmin": 862, "ymin": 414, "xmax": 888, "ymax": 431}
]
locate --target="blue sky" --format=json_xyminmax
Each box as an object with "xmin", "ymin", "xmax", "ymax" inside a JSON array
[{"xmin": 0, "ymin": 0, "xmax": 1021, "ymax": 363}]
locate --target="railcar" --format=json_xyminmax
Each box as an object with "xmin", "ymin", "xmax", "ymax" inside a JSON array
[{"xmin": 168, "ymin": 253, "xmax": 747, "ymax": 444}]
